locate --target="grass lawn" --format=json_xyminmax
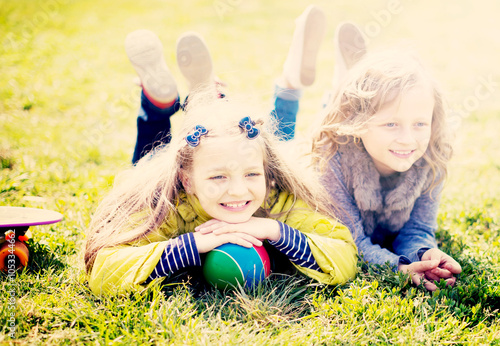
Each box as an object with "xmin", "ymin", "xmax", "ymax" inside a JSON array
[{"xmin": 1, "ymin": 0, "xmax": 500, "ymax": 344}]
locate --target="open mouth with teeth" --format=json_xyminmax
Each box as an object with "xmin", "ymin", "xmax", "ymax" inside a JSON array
[
  {"xmin": 220, "ymin": 201, "xmax": 251, "ymax": 209},
  {"xmin": 390, "ymin": 149, "xmax": 416, "ymax": 158}
]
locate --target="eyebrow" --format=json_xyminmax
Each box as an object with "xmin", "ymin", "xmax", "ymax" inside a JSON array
[{"xmin": 205, "ymin": 165, "xmax": 264, "ymax": 173}]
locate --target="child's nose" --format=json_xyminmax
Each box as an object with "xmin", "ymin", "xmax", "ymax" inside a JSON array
[
  {"xmin": 227, "ymin": 178, "xmax": 248, "ymax": 196},
  {"xmin": 395, "ymin": 126, "xmax": 416, "ymax": 144}
]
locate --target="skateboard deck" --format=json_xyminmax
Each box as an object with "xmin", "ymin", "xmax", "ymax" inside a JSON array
[
  {"xmin": 0, "ymin": 207, "xmax": 63, "ymax": 271},
  {"xmin": 0, "ymin": 206, "xmax": 63, "ymax": 228}
]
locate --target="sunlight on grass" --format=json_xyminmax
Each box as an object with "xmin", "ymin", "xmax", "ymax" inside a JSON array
[{"xmin": 1, "ymin": 0, "xmax": 500, "ymax": 344}]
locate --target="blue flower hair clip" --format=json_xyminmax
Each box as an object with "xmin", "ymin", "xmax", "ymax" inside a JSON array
[
  {"xmin": 185, "ymin": 125, "xmax": 208, "ymax": 147},
  {"xmin": 238, "ymin": 116, "xmax": 260, "ymax": 139}
]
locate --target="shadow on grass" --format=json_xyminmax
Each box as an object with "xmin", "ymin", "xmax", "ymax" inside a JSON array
[{"xmin": 25, "ymin": 239, "xmax": 67, "ymax": 273}]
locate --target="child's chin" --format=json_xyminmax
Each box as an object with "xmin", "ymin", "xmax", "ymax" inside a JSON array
[
  {"xmin": 395, "ymin": 163, "xmax": 414, "ymax": 173},
  {"xmin": 219, "ymin": 213, "xmax": 253, "ymax": 224}
]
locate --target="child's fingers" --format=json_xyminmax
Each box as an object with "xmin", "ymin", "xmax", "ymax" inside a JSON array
[
  {"xmin": 423, "ymin": 249, "xmax": 462, "ymax": 275},
  {"xmin": 422, "ymin": 274, "xmax": 457, "ymax": 289},
  {"xmin": 225, "ymin": 232, "xmax": 262, "ymax": 248},
  {"xmin": 429, "ymin": 267, "xmax": 453, "ymax": 278},
  {"xmin": 409, "ymin": 260, "xmax": 440, "ymax": 274},
  {"xmin": 423, "ymin": 279, "xmax": 438, "ymax": 291},
  {"xmin": 406, "ymin": 260, "xmax": 457, "ymax": 291},
  {"xmin": 424, "ymin": 271, "xmax": 441, "ymax": 282},
  {"xmin": 410, "ymin": 273, "xmax": 437, "ymax": 291},
  {"xmin": 240, "ymin": 233, "xmax": 262, "ymax": 247},
  {"xmin": 196, "ymin": 226, "xmax": 215, "ymax": 234},
  {"xmin": 227, "ymin": 237, "xmax": 252, "ymax": 248},
  {"xmin": 443, "ymin": 259, "xmax": 462, "ymax": 274},
  {"xmin": 445, "ymin": 276, "xmax": 457, "ymax": 286},
  {"xmin": 213, "ymin": 225, "xmax": 239, "ymax": 235},
  {"xmin": 195, "ymin": 220, "xmax": 226, "ymax": 233}
]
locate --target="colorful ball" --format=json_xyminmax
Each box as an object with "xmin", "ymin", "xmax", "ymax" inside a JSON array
[{"xmin": 203, "ymin": 244, "xmax": 271, "ymax": 290}]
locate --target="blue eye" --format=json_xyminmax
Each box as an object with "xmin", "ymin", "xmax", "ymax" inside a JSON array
[
  {"xmin": 385, "ymin": 123, "xmax": 397, "ymax": 128},
  {"xmin": 415, "ymin": 122, "xmax": 427, "ymax": 127},
  {"xmin": 209, "ymin": 175, "xmax": 225, "ymax": 180},
  {"xmin": 247, "ymin": 172, "xmax": 261, "ymax": 177}
]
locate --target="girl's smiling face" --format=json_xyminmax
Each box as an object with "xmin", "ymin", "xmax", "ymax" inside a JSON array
[
  {"xmin": 360, "ymin": 83, "xmax": 435, "ymax": 176},
  {"xmin": 183, "ymin": 136, "xmax": 267, "ymax": 223}
]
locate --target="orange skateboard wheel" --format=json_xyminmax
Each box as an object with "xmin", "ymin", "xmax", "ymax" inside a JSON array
[{"xmin": 0, "ymin": 240, "xmax": 29, "ymax": 272}]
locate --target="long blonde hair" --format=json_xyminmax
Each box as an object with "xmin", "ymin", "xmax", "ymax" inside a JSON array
[
  {"xmin": 312, "ymin": 49, "xmax": 453, "ymax": 189},
  {"xmin": 85, "ymin": 93, "xmax": 333, "ymax": 273}
]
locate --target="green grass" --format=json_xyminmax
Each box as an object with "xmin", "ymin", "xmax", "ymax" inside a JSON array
[{"xmin": 1, "ymin": 0, "xmax": 500, "ymax": 344}]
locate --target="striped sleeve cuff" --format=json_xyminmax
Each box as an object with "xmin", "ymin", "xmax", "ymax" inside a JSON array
[
  {"xmin": 268, "ymin": 221, "xmax": 321, "ymax": 271},
  {"xmin": 147, "ymin": 233, "xmax": 201, "ymax": 282}
]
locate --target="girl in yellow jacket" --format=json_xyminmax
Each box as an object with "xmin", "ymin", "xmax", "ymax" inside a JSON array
[{"xmin": 84, "ymin": 33, "xmax": 357, "ymax": 296}]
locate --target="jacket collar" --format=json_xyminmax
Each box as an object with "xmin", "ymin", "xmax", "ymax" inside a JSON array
[{"xmin": 177, "ymin": 192, "xmax": 212, "ymax": 223}]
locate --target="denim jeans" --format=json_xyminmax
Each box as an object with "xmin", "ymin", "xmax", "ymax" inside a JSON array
[
  {"xmin": 270, "ymin": 85, "xmax": 302, "ymax": 140},
  {"xmin": 132, "ymin": 91, "xmax": 181, "ymax": 164},
  {"xmin": 133, "ymin": 85, "xmax": 301, "ymax": 163}
]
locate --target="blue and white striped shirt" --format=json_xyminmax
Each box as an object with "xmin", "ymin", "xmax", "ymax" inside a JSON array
[
  {"xmin": 269, "ymin": 221, "xmax": 321, "ymax": 271},
  {"xmin": 147, "ymin": 221, "xmax": 321, "ymax": 282},
  {"xmin": 147, "ymin": 233, "xmax": 201, "ymax": 282}
]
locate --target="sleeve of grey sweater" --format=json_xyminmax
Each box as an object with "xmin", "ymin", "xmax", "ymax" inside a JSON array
[
  {"xmin": 391, "ymin": 183, "xmax": 440, "ymax": 262},
  {"xmin": 323, "ymin": 154, "xmax": 436, "ymax": 269}
]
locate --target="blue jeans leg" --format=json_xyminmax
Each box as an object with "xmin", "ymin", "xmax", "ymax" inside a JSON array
[
  {"xmin": 270, "ymin": 85, "xmax": 302, "ymax": 141},
  {"xmin": 132, "ymin": 91, "xmax": 181, "ymax": 164}
]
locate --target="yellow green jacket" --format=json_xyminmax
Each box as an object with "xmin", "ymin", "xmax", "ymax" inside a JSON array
[{"xmin": 89, "ymin": 191, "xmax": 358, "ymax": 295}]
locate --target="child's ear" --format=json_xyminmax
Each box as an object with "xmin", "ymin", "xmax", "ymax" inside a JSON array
[{"xmin": 180, "ymin": 170, "xmax": 193, "ymax": 194}]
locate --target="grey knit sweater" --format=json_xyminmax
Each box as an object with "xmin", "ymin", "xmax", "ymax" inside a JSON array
[{"xmin": 322, "ymin": 142, "xmax": 440, "ymax": 268}]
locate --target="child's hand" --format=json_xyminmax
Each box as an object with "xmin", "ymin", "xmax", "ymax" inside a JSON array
[
  {"xmin": 421, "ymin": 248, "xmax": 462, "ymax": 285},
  {"xmin": 193, "ymin": 231, "xmax": 262, "ymax": 254},
  {"xmin": 398, "ymin": 260, "xmax": 441, "ymax": 291},
  {"xmin": 195, "ymin": 217, "xmax": 281, "ymax": 242}
]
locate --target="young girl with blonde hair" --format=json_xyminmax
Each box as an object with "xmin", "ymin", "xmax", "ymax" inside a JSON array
[
  {"xmin": 309, "ymin": 48, "xmax": 462, "ymax": 291},
  {"xmin": 268, "ymin": 8, "xmax": 461, "ymax": 290},
  {"xmin": 84, "ymin": 82, "xmax": 357, "ymax": 294}
]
